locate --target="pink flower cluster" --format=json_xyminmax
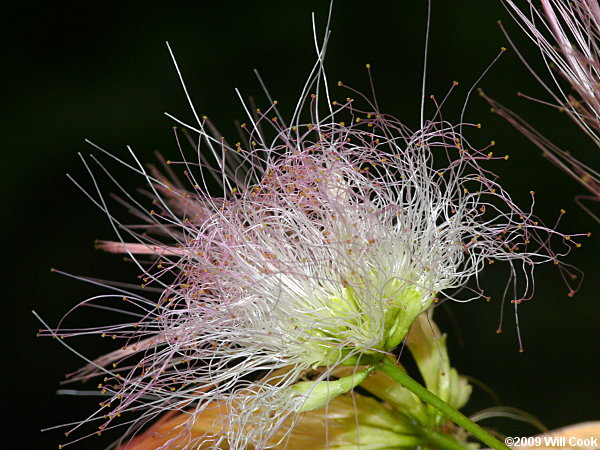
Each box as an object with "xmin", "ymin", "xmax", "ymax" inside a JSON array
[{"xmin": 40, "ymin": 53, "xmax": 584, "ymax": 449}]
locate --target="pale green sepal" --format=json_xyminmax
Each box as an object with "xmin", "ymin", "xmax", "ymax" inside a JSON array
[
  {"xmin": 383, "ymin": 286, "xmax": 432, "ymax": 350},
  {"xmin": 291, "ymin": 366, "xmax": 375, "ymax": 412},
  {"xmin": 406, "ymin": 312, "xmax": 472, "ymax": 411},
  {"xmin": 447, "ymin": 367, "xmax": 472, "ymax": 411},
  {"xmin": 338, "ymin": 425, "xmax": 423, "ymax": 449},
  {"xmin": 333, "ymin": 391, "xmax": 416, "ymax": 435}
]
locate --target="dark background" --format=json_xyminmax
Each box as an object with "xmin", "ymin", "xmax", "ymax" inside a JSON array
[{"xmin": 3, "ymin": 1, "xmax": 598, "ymax": 448}]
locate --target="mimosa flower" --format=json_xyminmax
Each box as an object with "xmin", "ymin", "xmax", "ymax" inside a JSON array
[{"xmin": 40, "ymin": 40, "xmax": 584, "ymax": 450}]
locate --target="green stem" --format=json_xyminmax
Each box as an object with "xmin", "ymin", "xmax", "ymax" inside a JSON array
[
  {"xmin": 415, "ymin": 428, "xmax": 469, "ymax": 450},
  {"xmin": 379, "ymin": 357, "xmax": 509, "ymax": 450}
]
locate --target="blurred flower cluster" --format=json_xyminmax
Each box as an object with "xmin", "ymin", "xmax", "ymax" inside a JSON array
[{"xmin": 483, "ymin": 0, "xmax": 600, "ymax": 221}]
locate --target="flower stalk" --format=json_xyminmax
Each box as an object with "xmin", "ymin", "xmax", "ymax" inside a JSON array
[
  {"xmin": 413, "ymin": 428, "xmax": 471, "ymax": 450},
  {"xmin": 378, "ymin": 357, "xmax": 509, "ymax": 450}
]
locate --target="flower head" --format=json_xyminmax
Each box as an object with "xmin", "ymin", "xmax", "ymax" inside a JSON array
[{"xmin": 41, "ymin": 36, "xmax": 583, "ymax": 449}]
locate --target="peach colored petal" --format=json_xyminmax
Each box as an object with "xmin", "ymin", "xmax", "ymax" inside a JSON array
[
  {"xmin": 511, "ymin": 422, "xmax": 600, "ymax": 450},
  {"xmin": 121, "ymin": 403, "xmax": 230, "ymax": 450}
]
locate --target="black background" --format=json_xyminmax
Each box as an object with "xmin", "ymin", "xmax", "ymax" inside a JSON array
[{"xmin": 3, "ymin": 1, "xmax": 598, "ymax": 448}]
